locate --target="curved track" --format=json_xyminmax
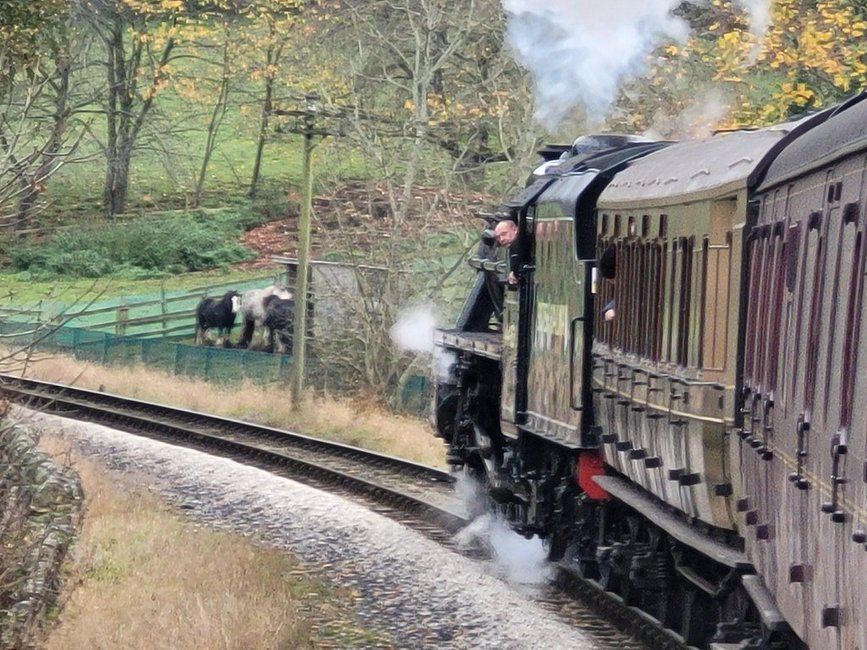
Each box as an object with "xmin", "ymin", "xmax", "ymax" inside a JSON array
[{"xmin": 0, "ymin": 374, "xmax": 682, "ymax": 649}]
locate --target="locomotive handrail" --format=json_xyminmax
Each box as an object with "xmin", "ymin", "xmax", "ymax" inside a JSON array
[{"xmin": 467, "ymin": 256, "xmax": 506, "ymax": 274}]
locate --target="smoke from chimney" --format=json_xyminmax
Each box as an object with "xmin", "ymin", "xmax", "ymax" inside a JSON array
[{"xmin": 502, "ymin": 0, "xmax": 773, "ymax": 129}]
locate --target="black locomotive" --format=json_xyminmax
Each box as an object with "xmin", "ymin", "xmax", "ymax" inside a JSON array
[{"xmin": 433, "ymin": 91, "xmax": 867, "ymax": 649}]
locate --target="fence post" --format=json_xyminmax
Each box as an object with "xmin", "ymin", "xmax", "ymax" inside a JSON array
[
  {"xmin": 116, "ymin": 305, "xmax": 129, "ymax": 337},
  {"xmin": 160, "ymin": 281, "xmax": 168, "ymax": 338}
]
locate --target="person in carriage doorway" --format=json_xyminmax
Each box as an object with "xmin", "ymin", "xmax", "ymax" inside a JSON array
[
  {"xmin": 493, "ymin": 216, "xmax": 520, "ymax": 288},
  {"xmin": 599, "ymin": 244, "xmax": 616, "ymax": 321}
]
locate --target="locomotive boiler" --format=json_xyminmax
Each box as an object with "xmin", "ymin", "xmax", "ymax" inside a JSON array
[{"xmin": 433, "ymin": 92, "xmax": 867, "ymax": 649}]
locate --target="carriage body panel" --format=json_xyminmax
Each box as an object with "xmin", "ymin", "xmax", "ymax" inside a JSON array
[
  {"xmin": 591, "ymin": 129, "xmax": 791, "ymax": 529},
  {"xmin": 745, "ymin": 94, "xmax": 867, "ymax": 650}
]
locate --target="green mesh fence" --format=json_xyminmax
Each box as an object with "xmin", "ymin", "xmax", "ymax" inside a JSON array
[
  {"xmin": 0, "ymin": 321, "xmax": 292, "ymax": 385},
  {"xmin": 0, "ymin": 264, "xmax": 432, "ymax": 410}
]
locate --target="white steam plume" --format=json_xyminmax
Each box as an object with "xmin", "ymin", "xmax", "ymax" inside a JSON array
[
  {"xmin": 502, "ymin": 0, "xmax": 689, "ymax": 127},
  {"xmin": 454, "ymin": 513, "xmax": 553, "ymax": 585},
  {"xmin": 390, "ymin": 304, "xmax": 437, "ymax": 353},
  {"xmin": 502, "ymin": 0, "xmax": 775, "ymax": 128},
  {"xmin": 736, "ymin": 0, "xmax": 772, "ymax": 37}
]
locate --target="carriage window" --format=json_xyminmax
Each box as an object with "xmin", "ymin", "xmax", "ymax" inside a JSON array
[
  {"xmin": 697, "ymin": 238, "xmax": 709, "ymax": 367},
  {"xmin": 601, "ymin": 213, "xmax": 609, "ymax": 235},
  {"xmin": 614, "ymin": 215, "xmax": 622, "ymax": 237},
  {"xmin": 786, "ymin": 223, "xmax": 801, "ymax": 292},
  {"xmin": 639, "ymin": 241, "xmax": 652, "ymax": 357},
  {"xmin": 648, "ymin": 239, "xmax": 661, "ymax": 359},
  {"xmin": 840, "ymin": 232, "xmax": 863, "ymax": 428},
  {"xmin": 659, "ymin": 214, "xmax": 668, "ymax": 239},
  {"xmin": 642, "ymin": 215, "xmax": 650, "ymax": 238},
  {"xmin": 765, "ymin": 228, "xmax": 786, "ymax": 392},
  {"xmin": 803, "ymin": 235, "xmax": 826, "ymax": 411},
  {"xmin": 664, "ymin": 238, "xmax": 679, "ymax": 362},
  {"xmin": 752, "ymin": 231, "xmax": 772, "ymax": 387},
  {"xmin": 744, "ymin": 234, "xmax": 762, "ymax": 387},
  {"xmin": 676, "ymin": 236, "xmax": 692, "ymax": 366}
]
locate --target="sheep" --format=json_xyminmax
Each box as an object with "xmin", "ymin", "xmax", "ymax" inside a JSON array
[
  {"xmin": 195, "ymin": 290, "xmax": 241, "ymax": 347},
  {"xmin": 262, "ymin": 294, "xmax": 295, "ymax": 353},
  {"xmin": 236, "ymin": 284, "xmax": 293, "ymax": 349}
]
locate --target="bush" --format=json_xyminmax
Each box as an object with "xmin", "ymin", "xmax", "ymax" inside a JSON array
[{"xmin": 9, "ymin": 212, "xmax": 256, "ymax": 278}]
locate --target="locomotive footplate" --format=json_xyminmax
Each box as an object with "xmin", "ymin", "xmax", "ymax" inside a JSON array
[{"xmin": 433, "ymin": 328, "xmax": 502, "ymax": 360}]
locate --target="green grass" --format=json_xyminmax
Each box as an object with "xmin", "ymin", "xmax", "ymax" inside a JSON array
[{"xmin": 0, "ymin": 268, "xmax": 279, "ymax": 307}]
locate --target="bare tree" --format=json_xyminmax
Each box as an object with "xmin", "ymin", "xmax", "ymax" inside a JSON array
[
  {"xmin": 279, "ymin": 0, "xmax": 538, "ymax": 404},
  {"xmin": 0, "ymin": 2, "xmax": 90, "ymax": 231},
  {"xmin": 72, "ymin": 0, "xmax": 186, "ymax": 218}
]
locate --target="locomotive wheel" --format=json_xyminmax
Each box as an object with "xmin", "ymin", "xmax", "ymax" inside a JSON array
[{"xmin": 597, "ymin": 514, "xmax": 642, "ymax": 601}]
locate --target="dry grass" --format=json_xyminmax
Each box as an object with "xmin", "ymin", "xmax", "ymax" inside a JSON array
[
  {"xmin": 17, "ymin": 353, "xmax": 447, "ymax": 468},
  {"xmin": 37, "ymin": 436, "xmax": 388, "ymax": 650}
]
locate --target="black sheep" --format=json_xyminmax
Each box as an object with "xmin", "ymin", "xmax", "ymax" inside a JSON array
[
  {"xmin": 262, "ymin": 293, "xmax": 295, "ymax": 353},
  {"xmin": 195, "ymin": 290, "xmax": 241, "ymax": 347}
]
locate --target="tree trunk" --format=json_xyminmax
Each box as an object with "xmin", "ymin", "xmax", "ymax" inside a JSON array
[
  {"xmin": 249, "ymin": 34, "xmax": 282, "ymax": 199},
  {"xmin": 194, "ymin": 34, "xmax": 231, "ymax": 208},
  {"xmin": 101, "ymin": 12, "xmax": 175, "ymax": 218}
]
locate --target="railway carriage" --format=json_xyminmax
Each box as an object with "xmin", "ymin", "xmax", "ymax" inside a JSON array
[
  {"xmin": 741, "ymin": 95, "xmax": 867, "ymax": 650},
  {"xmin": 433, "ymin": 91, "xmax": 867, "ymax": 649}
]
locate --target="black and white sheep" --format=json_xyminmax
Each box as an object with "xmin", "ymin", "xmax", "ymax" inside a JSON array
[
  {"xmin": 236, "ymin": 284, "xmax": 293, "ymax": 349},
  {"xmin": 195, "ymin": 290, "xmax": 241, "ymax": 347},
  {"xmin": 262, "ymin": 293, "xmax": 295, "ymax": 353}
]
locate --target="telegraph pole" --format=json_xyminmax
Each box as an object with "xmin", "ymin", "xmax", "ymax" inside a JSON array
[{"xmin": 289, "ymin": 93, "xmax": 318, "ymax": 409}]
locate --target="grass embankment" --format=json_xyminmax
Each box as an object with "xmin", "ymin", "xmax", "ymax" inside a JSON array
[
  {"xmin": 24, "ymin": 352, "xmax": 444, "ymax": 648},
  {"xmin": 38, "ymin": 435, "xmax": 391, "ymax": 649}
]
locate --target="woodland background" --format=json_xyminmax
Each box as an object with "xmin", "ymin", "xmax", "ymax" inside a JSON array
[{"xmin": 0, "ymin": 0, "xmax": 865, "ymax": 402}]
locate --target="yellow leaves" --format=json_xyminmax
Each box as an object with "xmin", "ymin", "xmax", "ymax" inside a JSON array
[{"xmin": 780, "ymin": 81, "xmax": 816, "ymax": 107}]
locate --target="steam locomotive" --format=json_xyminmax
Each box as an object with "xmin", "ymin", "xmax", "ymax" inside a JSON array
[{"xmin": 433, "ymin": 91, "xmax": 867, "ymax": 649}]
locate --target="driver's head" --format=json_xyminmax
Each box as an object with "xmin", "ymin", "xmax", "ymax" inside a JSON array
[{"xmin": 494, "ymin": 220, "xmax": 518, "ymax": 247}]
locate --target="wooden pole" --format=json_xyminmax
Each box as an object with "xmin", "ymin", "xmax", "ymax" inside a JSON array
[{"xmin": 290, "ymin": 95, "xmax": 317, "ymax": 409}]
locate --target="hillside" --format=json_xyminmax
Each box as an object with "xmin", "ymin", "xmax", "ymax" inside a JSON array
[{"xmin": 236, "ymin": 181, "xmax": 494, "ymax": 270}]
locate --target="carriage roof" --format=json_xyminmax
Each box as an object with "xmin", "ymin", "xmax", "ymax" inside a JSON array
[
  {"xmin": 757, "ymin": 91, "xmax": 867, "ymax": 191},
  {"xmin": 597, "ymin": 128, "xmax": 790, "ymax": 210}
]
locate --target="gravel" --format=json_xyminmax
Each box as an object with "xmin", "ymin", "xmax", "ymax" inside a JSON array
[{"xmin": 21, "ymin": 408, "xmax": 629, "ymax": 650}]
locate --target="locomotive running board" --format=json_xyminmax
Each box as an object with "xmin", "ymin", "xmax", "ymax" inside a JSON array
[
  {"xmin": 433, "ymin": 329, "xmax": 502, "ymax": 360},
  {"xmin": 593, "ymin": 474, "xmax": 752, "ymax": 570}
]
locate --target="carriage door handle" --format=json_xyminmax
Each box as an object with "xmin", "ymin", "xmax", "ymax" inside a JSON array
[
  {"xmin": 757, "ymin": 396, "xmax": 774, "ymax": 460},
  {"xmin": 821, "ymin": 432, "xmax": 848, "ymax": 523},
  {"xmin": 788, "ymin": 414, "xmax": 810, "ymax": 490}
]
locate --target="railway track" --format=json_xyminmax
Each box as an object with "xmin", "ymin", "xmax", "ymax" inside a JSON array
[
  {"xmin": 0, "ymin": 374, "xmax": 469, "ymax": 545},
  {"xmin": 0, "ymin": 374, "xmax": 684, "ymax": 649}
]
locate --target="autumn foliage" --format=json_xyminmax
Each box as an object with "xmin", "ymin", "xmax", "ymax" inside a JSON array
[{"xmin": 613, "ymin": 0, "xmax": 867, "ymax": 135}]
